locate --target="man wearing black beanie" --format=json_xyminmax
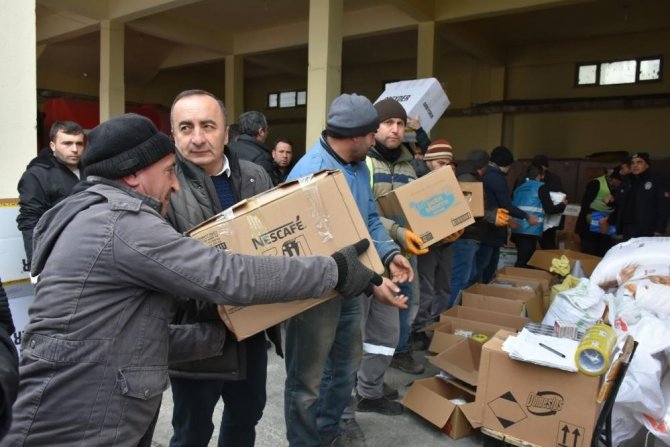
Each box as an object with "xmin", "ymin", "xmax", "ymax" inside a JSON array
[
  {"xmin": 4, "ymin": 113, "xmax": 386, "ymax": 446},
  {"xmin": 476, "ymin": 146, "xmax": 538, "ymax": 283}
]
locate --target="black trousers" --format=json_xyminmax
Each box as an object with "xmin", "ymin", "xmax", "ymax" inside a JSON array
[{"xmin": 511, "ymin": 233, "xmax": 540, "ymax": 268}]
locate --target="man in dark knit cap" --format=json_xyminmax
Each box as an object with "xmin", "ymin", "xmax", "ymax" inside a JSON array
[
  {"xmin": 451, "ymin": 149, "xmax": 510, "ymax": 306},
  {"xmin": 4, "ymin": 113, "xmax": 385, "ymax": 446},
  {"xmin": 285, "ymin": 94, "xmax": 412, "ymax": 447},
  {"xmin": 476, "ymin": 146, "xmax": 538, "ymax": 283}
]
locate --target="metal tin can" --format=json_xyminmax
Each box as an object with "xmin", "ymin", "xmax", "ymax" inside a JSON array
[{"xmin": 574, "ymin": 323, "xmax": 617, "ymax": 376}]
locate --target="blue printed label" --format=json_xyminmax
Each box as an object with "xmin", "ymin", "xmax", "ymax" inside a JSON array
[{"xmin": 409, "ymin": 189, "xmax": 457, "ymax": 217}]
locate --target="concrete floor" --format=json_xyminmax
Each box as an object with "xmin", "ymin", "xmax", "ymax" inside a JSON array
[{"xmin": 150, "ymin": 350, "xmax": 487, "ymax": 447}]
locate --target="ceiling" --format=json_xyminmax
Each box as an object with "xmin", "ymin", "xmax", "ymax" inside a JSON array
[{"xmin": 35, "ymin": 0, "xmax": 670, "ymax": 91}]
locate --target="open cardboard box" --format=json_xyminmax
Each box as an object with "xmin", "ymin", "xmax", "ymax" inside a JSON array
[
  {"xmin": 376, "ymin": 166, "xmax": 475, "ymax": 249},
  {"xmin": 477, "ymin": 330, "xmax": 601, "ymax": 446},
  {"xmin": 459, "ymin": 283, "xmax": 543, "ymax": 323},
  {"xmin": 528, "ymin": 249, "xmax": 601, "ymax": 277},
  {"xmin": 403, "ymin": 377, "xmax": 481, "ymax": 439},
  {"xmin": 187, "ymin": 170, "xmax": 383, "ymax": 340},
  {"xmin": 425, "ymin": 319, "xmax": 510, "ymax": 354},
  {"xmin": 489, "ymin": 275, "xmax": 548, "ymax": 315}
]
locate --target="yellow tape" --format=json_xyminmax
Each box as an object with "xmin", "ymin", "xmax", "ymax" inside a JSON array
[
  {"xmin": 471, "ymin": 333, "xmax": 489, "ymax": 343},
  {"xmin": 575, "ymin": 323, "xmax": 617, "ymax": 376}
]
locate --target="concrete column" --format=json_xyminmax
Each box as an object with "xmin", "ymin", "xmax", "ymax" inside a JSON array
[
  {"xmin": 305, "ymin": 0, "xmax": 343, "ymax": 149},
  {"xmin": 100, "ymin": 20, "xmax": 125, "ymax": 122},
  {"xmin": 1, "ymin": 1, "xmax": 36, "ymax": 198},
  {"xmin": 416, "ymin": 21, "xmax": 436, "ymax": 79},
  {"xmin": 225, "ymin": 54, "xmax": 244, "ymax": 124}
]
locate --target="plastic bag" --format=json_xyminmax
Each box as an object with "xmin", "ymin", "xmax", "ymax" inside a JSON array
[
  {"xmin": 590, "ymin": 237, "xmax": 670, "ymax": 288},
  {"xmin": 542, "ymin": 278, "xmax": 606, "ymax": 331}
]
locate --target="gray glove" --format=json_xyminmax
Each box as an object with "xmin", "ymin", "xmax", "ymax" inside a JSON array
[{"xmin": 331, "ymin": 239, "xmax": 383, "ymax": 297}]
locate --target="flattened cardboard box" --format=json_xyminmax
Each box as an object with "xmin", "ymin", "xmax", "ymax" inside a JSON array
[
  {"xmin": 403, "ymin": 377, "xmax": 480, "ymax": 439},
  {"xmin": 477, "ymin": 331, "xmax": 601, "ymax": 447},
  {"xmin": 187, "ymin": 170, "xmax": 383, "ymax": 341},
  {"xmin": 376, "ymin": 167, "xmax": 475, "ymax": 249},
  {"xmin": 528, "ymin": 249, "xmax": 601, "ymax": 277}
]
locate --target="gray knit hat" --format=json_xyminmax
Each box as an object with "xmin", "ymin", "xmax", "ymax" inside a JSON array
[
  {"xmin": 326, "ymin": 94, "xmax": 379, "ymax": 138},
  {"xmin": 82, "ymin": 113, "xmax": 175, "ymax": 179}
]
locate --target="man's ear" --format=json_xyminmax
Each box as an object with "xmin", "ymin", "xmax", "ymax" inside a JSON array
[
  {"xmin": 49, "ymin": 141, "xmax": 56, "ymax": 151},
  {"xmin": 119, "ymin": 173, "xmax": 139, "ymax": 188}
]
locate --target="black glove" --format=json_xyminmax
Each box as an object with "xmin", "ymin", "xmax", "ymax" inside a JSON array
[{"xmin": 331, "ymin": 239, "xmax": 383, "ymax": 297}]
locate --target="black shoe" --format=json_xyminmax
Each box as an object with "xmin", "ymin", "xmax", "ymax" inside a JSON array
[
  {"xmin": 390, "ymin": 351, "xmax": 425, "ymax": 375},
  {"xmin": 410, "ymin": 331, "xmax": 431, "ymax": 351},
  {"xmin": 356, "ymin": 393, "xmax": 403, "ymax": 415},
  {"xmin": 382, "ymin": 382, "xmax": 399, "ymax": 400}
]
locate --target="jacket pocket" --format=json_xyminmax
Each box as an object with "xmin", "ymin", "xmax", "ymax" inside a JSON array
[{"xmin": 116, "ymin": 365, "xmax": 169, "ymax": 400}]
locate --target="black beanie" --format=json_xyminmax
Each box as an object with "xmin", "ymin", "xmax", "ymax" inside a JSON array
[
  {"xmin": 82, "ymin": 113, "xmax": 175, "ymax": 179},
  {"xmin": 630, "ymin": 152, "xmax": 651, "ymax": 165},
  {"xmin": 467, "ymin": 149, "xmax": 489, "ymax": 170},
  {"xmin": 490, "ymin": 146, "xmax": 514, "ymax": 167},
  {"xmin": 374, "ymin": 98, "xmax": 407, "ymax": 124}
]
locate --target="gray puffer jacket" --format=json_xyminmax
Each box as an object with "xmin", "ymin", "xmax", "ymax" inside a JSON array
[
  {"xmin": 5, "ymin": 179, "xmax": 336, "ymax": 446},
  {"xmin": 167, "ymin": 150, "xmax": 278, "ymax": 380}
]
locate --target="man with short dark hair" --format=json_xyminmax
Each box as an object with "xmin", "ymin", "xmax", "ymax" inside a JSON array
[
  {"xmin": 4, "ymin": 113, "xmax": 382, "ymax": 446},
  {"xmin": 271, "ymin": 138, "xmax": 294, "ymax": 184},
  {"xmin": 229, "ymin": 111, "xmax": 274, "ymax": 176},
  {"xmin": 167, "ymin": 89, "xmax": 277, "ymax": 447},
  {"xmin": 16, "ymin": 120, "xmax": 85, "ymax": 265}
]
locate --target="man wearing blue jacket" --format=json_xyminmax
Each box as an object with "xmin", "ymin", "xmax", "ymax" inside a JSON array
[{"xmin": 284, "ymin": 93, "xmax": 412, "ymax": 447}]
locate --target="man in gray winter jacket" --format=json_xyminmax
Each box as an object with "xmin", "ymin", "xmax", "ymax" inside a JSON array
[{"xmin": 3, "ymin": 113, "xmax": 384, "ymax": 446}]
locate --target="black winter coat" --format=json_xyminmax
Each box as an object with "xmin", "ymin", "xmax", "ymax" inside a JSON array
[
  {"xmin": 16, "ymin": 149, "xmax": 79, "ymax": 264},
  {"xmin": 228, "ymin": 134, "xmax": 274, "ymax": 178}
]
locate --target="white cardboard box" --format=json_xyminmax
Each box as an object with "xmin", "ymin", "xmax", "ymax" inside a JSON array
[{"xmin": 375, "ymin": 77, "xmax": 449, "ymax": 133}]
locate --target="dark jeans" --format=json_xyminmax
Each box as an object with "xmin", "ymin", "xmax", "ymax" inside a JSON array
[
  {"xmin": 169, "ymin": 332, "xmax": 268, "ymax": 447},
  {"xmin": 475, "ymin": 243, "xmax": 500, "ymax": 284},
  {"xmin": 580, "ymin": 232, "xmax": 614, "ymax": 257},
  {"xmin": 449, "ymin": 238, "xmax": 480, "ymax": 308}
]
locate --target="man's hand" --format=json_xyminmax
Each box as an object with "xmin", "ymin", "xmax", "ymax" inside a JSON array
[
  {"xmin": 526, "ymin": 214, "xmax": 540, "ymax": 226},
  {"xmin": 389, "ymin": 253, "xmax": 413, "ymax": 283},
  {"xmin": 372, "ymin": 277, "xmax": 408, "ymax": 309},
  {"xmin": 331, "ymin": 239, "xmax": 383, "ymax": 297},
  {"xmin": 395, "ymin": 227, "xmax": 429, "ymax": 255},
  {"xmin": 442, "ymin": 228, "xmax": 464, "ymax": 243},
  {"xmin": 406, "ymin": 115, "xmax": 421, "ymax": 131},
  {"xmin": 495, "ymin": 208, "xmax": 510, "ymax": 227}
]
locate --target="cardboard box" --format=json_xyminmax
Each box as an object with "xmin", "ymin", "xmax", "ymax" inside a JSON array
[
  {"xmin": 403, "ymin": 377, "xmax": 480, "ymax": 439},
  {"xmin": 495, "ymin": 266, "xmax": 555, "ymax": 313},
  {"xmin": 441, "ymin": 305, "xmax": 530, "ymax": 331},
  {"xmin": 458, "ymin": 182, "xmax": 484, "ymax": 217},
  {"xmin": 459, "ymin": 284, "xmax": 542, "ymax": 323},
  {"xmin": 187, "ymin": 170, "xmax": 383, "ymax": 340},
  {"xmin": 528, "ymin": 249, "xmax": 601, "ymax": 277},
  {"xmin": 477, "ymin": 331, "xmax": 601, "ymax": 446},
  {"xmin": 376, "ymin": 166, "xmax": 475, "ymax": 249},
  {"xmin": 375, "ymin": 77, "xmax": 449, "ymax": 133},
  {"xmin": 429, "ymin": 337, "xmax": 484, "ymax": 386}
]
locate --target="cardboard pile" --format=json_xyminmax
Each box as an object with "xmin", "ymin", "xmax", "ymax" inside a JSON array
[
  {"xmin": 187, "ymin": 170, "xmax": 383, "ymax": 340},
  {"xmin": 376, "ymin": 166, "xmax": 476, "ymax": 249}
]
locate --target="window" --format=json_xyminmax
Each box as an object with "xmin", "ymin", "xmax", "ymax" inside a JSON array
[
  {"xmin": 267, "ymin": 89, "xmax": 307, "ymax": 109},
  {"xmin": 576, "ymin": 57, "xmax": 662, "ymax": 86}
]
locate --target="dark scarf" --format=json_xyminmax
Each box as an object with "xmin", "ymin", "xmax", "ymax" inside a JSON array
[{"xmin": 374, "ymin": 141, "xmax": 402, "ymax": 163}]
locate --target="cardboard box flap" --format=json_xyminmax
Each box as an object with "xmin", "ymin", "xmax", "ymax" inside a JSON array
[
  {"xmin": 441, "ymin": 305, "xmax": 529, "ymax": 331},
  {"xmin": 460, "ymin": 291, "xmax": 526, "ymax": 317},
  {"xmin": 403, "ymin": 378, "xmax": 457, "ymax": 427},
  {"xmin": 496, "ymin": 266, "xmax": 554, "ymax": 294},
  {"xmin": 460, "ymin": 284, "xmax": 543, "ymax": 323},
  {"xmin": 429, "ymin": 337, "xmax": 483, "ymax": 386},
  {"xmin": 458, "ymin": 182, "xmax": 484, "ymax": 217}
]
